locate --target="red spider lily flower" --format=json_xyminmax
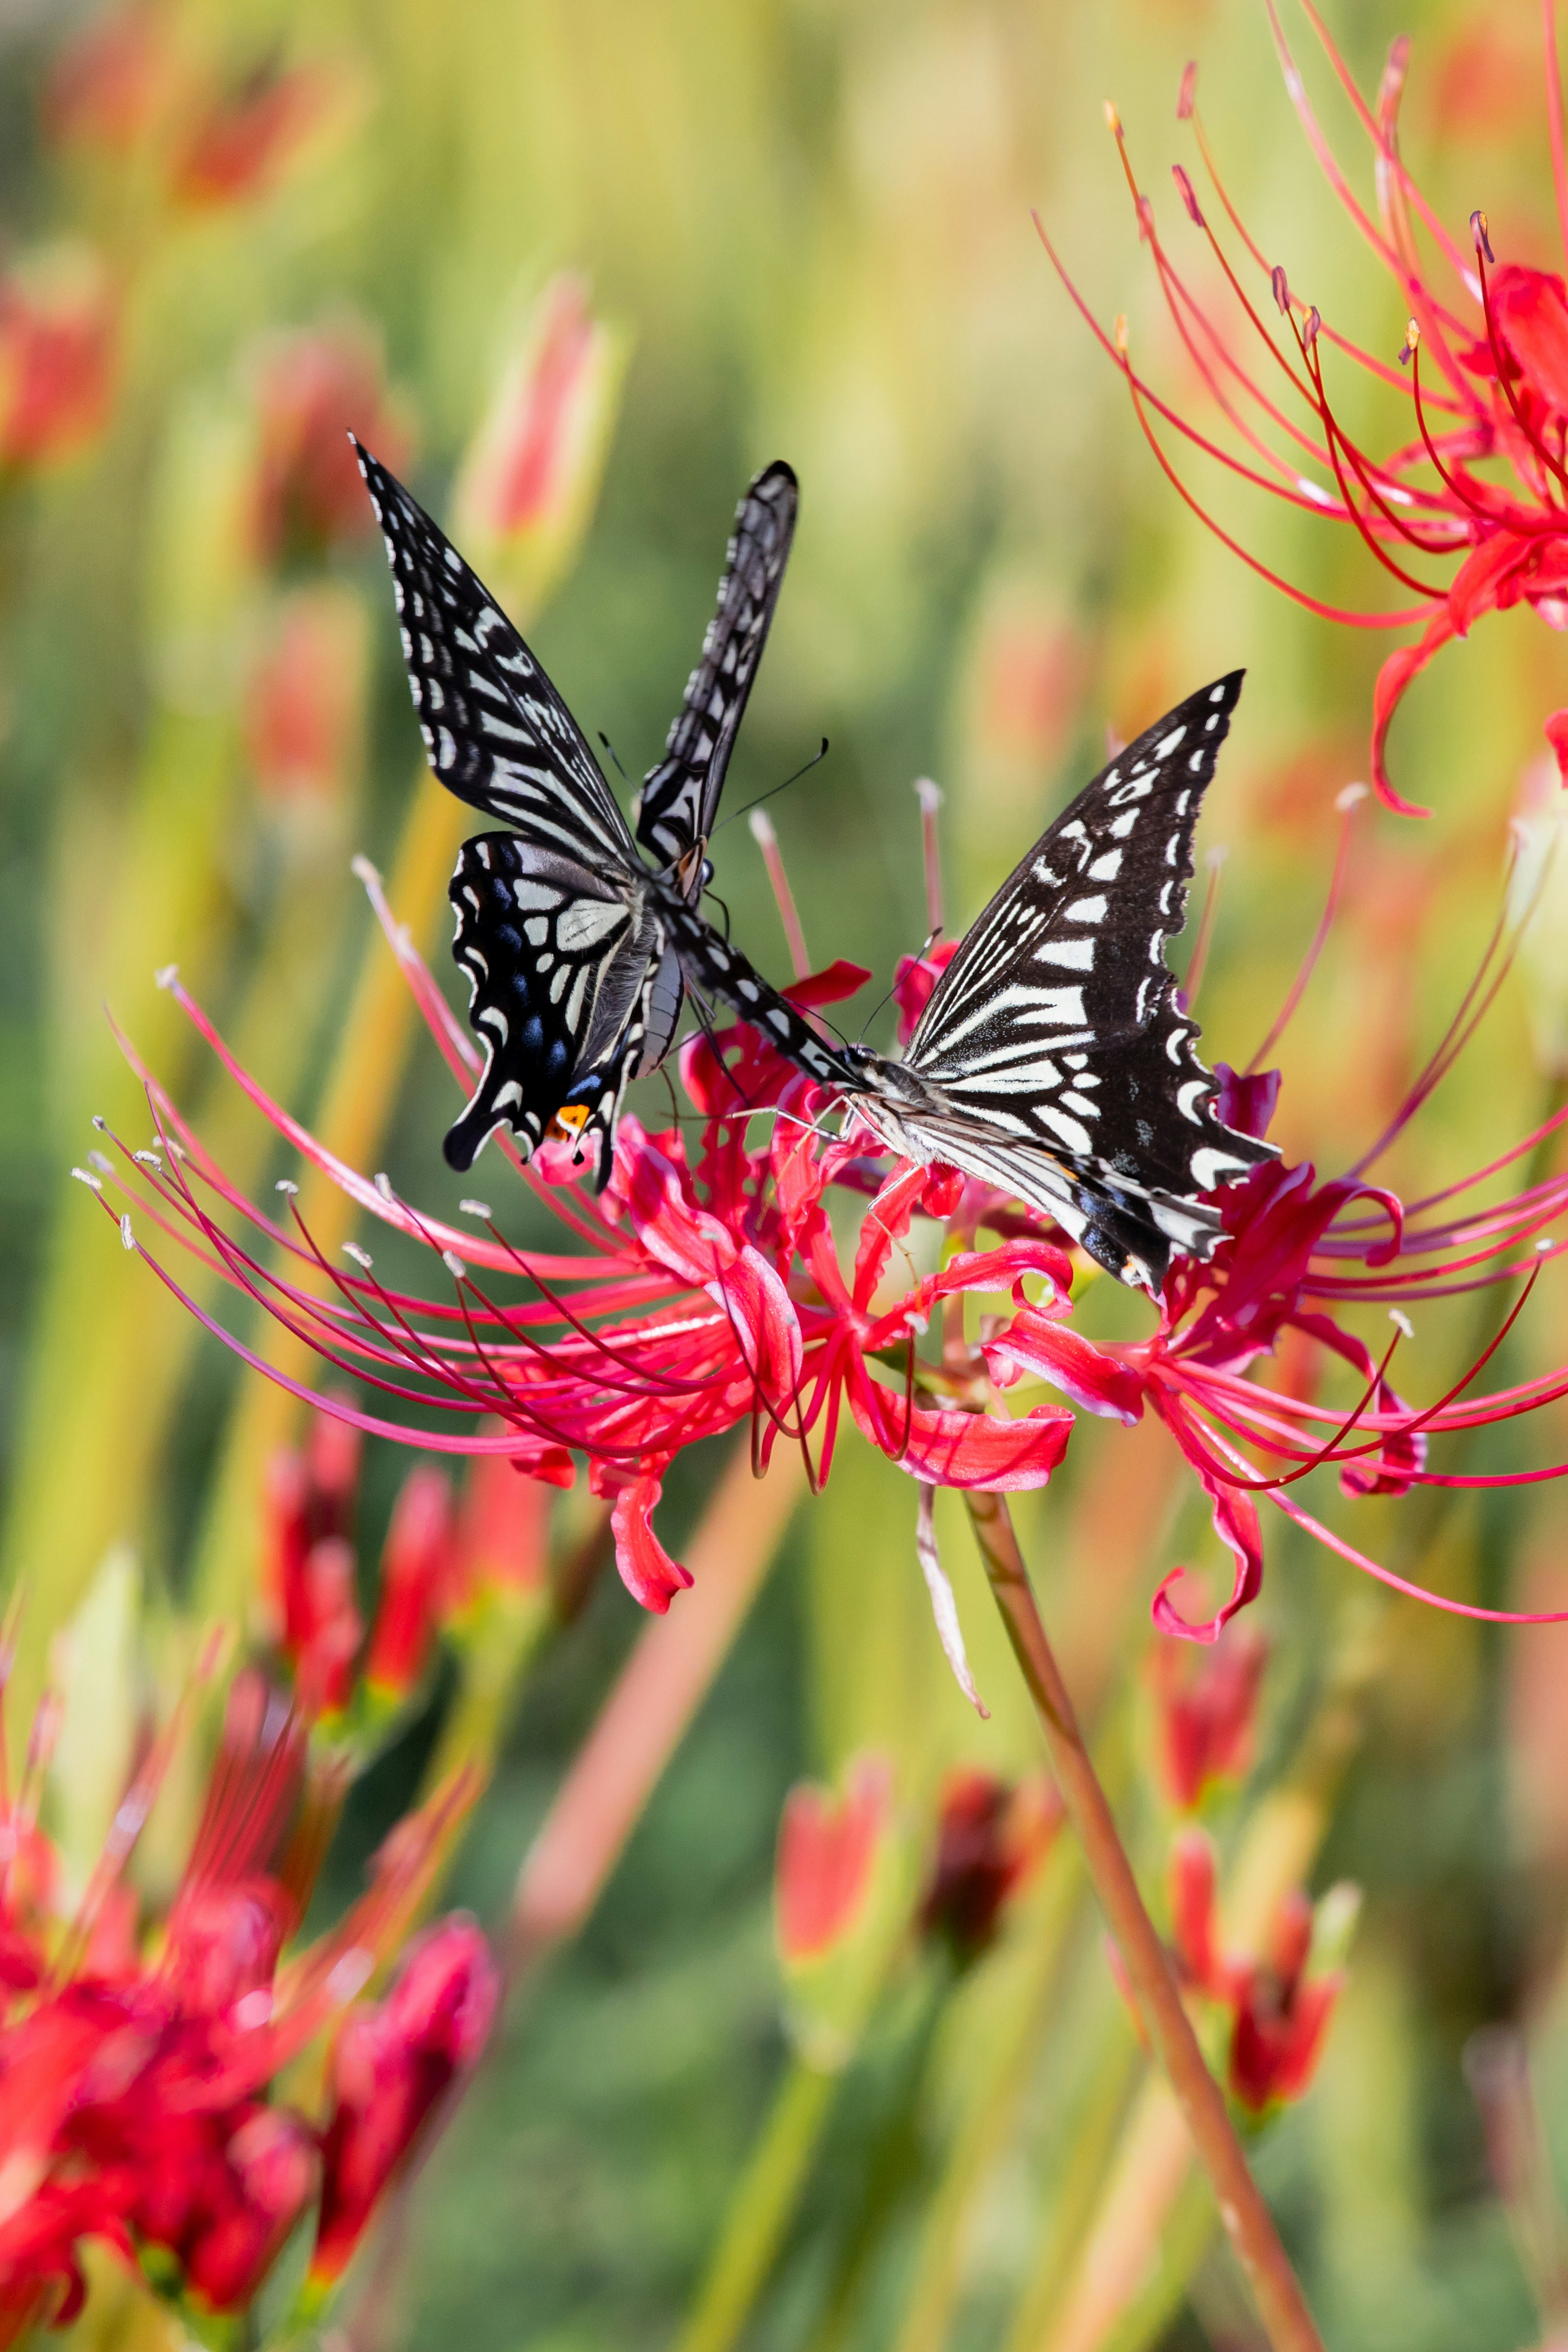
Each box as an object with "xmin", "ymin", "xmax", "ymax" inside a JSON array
[
  {"xmin": 87, "ymin": 871, "xmax": 1075, "ymax": 1622},
  {"xmin": 918, "ymin": 1768, "xmax": 1062, "ymax": 1967},
  {"xmin": 1040, "ymin": 5, "xmax": 1568, "ymax": 811},
  {"xmin": 0, "ymin": 248, "xmax": 116, "ymax": 474},
  {"xmin": 1168, "ymin": 1830, "xmax": 1350, "ymax": 2116},
  {"xmin": 363, "ymin": 1467, "xmax": 455, "ymax": 1704},
  {"xmin": 0, "ymin": 1662, "xmax": 482, "ymax": 2339},
  {"xmin": 1150, "ymin": 1624, "xmax": 1268, "ymax": 1810},
  {"xmin": 42, "ymin": 4, "xmax": 172, "ymax": 155},
  {"xmin": 775, "ymin": 1757, "xmax": 895, "ymax": 1967},
  {"xmin": 244, "ymin": 585, "xmax": 368, "ymax": 813},
  {"xmin": 310, "ymin": 1918, "xmax": 497, "ymax": 2290},
  {"xmin": 249, "ymin": 322, "xmax": 412, "ymax": 567},
  {"xmin": 172, "ymin": 56, "xmax": 350, "ymax": 210},
  {"xmin": 85, "ymin": 800, "xmax": 1568, "ymax": 1653}
]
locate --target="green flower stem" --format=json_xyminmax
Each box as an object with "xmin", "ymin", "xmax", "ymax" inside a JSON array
[
  {"xmin": 673, "ymin": 2056, "xmax": 840, "ymax": 2352},
  {"xmin": 964, "ymin": 1488, "xmax": 1325, "ymax": 2352},
  {"xmin": 1018, "ymin": 1592, "xmax": 1389, "ymax": 2352},
  {"xmin": 886, "ymin": 1838, "xmax": 1085, "ymax": 2352},
  {"xmin": 1000, "ymin": 2016, "xmax": 1147, "ymax": 2352}
]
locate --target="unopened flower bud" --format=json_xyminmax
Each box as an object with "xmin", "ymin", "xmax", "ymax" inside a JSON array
[{"xmin": 452, "ymin": 275, "xmax": 629, "ymax": 626}]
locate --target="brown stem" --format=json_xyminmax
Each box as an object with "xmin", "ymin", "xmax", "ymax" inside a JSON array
[{"xmin": 964, "ymin": 1488, "xmax": 1325, "ymax": 2352}]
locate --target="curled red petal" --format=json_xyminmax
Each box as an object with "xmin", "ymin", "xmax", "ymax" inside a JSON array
[
  {"xmin": 848, "ymin": 1377, "xmax": 1073, "ymax": 1490},
  {"xmin": 1151, "ymin": 1451, "xmax": 1264, "ymax": 1643},
  {"xmin": 604, "ymin": 1472, "xmax": 692, "ymax": 1613},
  {"xmin": 983, "ymin": 1306, "xmax": 1146, "ymax": 1423}
]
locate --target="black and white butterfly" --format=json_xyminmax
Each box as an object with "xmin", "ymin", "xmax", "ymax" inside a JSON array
[
  {"xmin": 355, "ymin": 440, "xmax": 844, "ymax": 1176},
  {"xmin": 833, "ymin": 673, "xmax": 1278, "ymax": 1292}
]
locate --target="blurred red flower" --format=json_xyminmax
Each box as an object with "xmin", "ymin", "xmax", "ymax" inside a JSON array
[
  {"xmin": 311, "ymin": 1918, "xmax": 497, "ymax": 2288},
  {"xmin": 0, "ymin": 1668, "xmax": 483, "ymax": 2338},
  {"xmin": 1150, "ymin": 1623, "xmax": 1268, "ymax": 1810},
  {"xmin": 244, "ymin": 586, "xmax": 368, "ymax": 810},
  {"xmin": 42, "ymin": 3, "xmax": 172, "ymax": 154},
  {"xmin": 919, "ymin": 1768, "xmax": 1061, "ymax": 1965},
  {"xmin": 250, "ymin": 322, "xmax": 412, "ymax": 566},
  {"xmin": 775, "ymin": 1757, "xmax": 894, "ymax": 1967},
  {"xmin": 0, "ymin": 250, "xmax": 116, "ymax": 474},
  {"xmin": 172, "ymin": 58, "xmax": 342, "ymax": 210},
  {"xmin": 1169, "ymin": 1831, "xmax": 1345, "ymax": 2116}
]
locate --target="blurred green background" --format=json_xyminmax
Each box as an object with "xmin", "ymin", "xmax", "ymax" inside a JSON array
[{"xmin": 4, "ymin": 0, "xmax": 1568, "ymax": 2347}]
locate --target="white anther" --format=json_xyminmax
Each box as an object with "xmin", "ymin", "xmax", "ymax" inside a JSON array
[
  {"xmin": 1205, "ymin": 843, "xmax": 1229, "ymax": 870},
  {"xmin": 913, "ymin": 776, "xmax": 944, "ymax": 814},
  {"xmin": 133, "ymin": 1149, "xmax": 162, "ymax": 1169},
  {"xmin": 71, "ymin": 1167, "xmax": 102, "ymax": 1192},
  {"xmin": 1388, "ymin": 1308, "xmax": 1414, "ymax": 1339},
  {"xmin": 351, "ymin": 854, "xmax": 381, "ymax": 887},
  {"xmin": 91, "ymin": 1115, "xmax": 107, "ymax": 1131},
  {"xmin": 343, "ymin": 1243, "xmax": 373, "ymax": 1269},
  {"xmin": 1537, "ymin": 1236, "xmax": 1555, "ymax": 1254},
  {"xmin": 275, "ymin": 1179, "xmax": 298, "ymax": 1195},
  {"xmin": 119, "ymin": 1213, "xmax": 135, "ymax": 1252},
  {"xmin": 1336, "ymin": 782, "xmax": 1370, "ymax": 811},
  {"xmin": 443, "ymin": 1250, "xmax": 467, "ymax": 1279},
  {"xmin": 374, "ymin": 1172, "xmax": 394, "ymax": 1202},
  {"xmin": 87, "ymin": 1149, "xmax": 113, "ymax": 1175},
  {"xmin": 154, "ymin": 964, "xmax": 179, "ymax": 991},
  {"xmin": 459, "ymin": 1198, "xmax": 491, "ymax": 1219}
]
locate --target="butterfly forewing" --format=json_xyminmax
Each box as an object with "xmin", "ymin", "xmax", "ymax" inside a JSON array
[
  {"xmin": 855, "ymin": 672, "xmax": 1275, "ymax": 1286},
  {"xmin": 636, "ymin": 463, "xmax": 799, "ymax": 874},
  {"xmin": 354, "ymin": 439, "xmax": 638, "ymax": 873},
  {"xmin": 909, "ymin": 675, "xmax": 1263, "ymax": 1171}
]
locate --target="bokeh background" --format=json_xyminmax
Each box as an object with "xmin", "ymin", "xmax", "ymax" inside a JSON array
[{"xmin": 3, "ymin": 0, "xmax": 1568, "ymax": 2347}]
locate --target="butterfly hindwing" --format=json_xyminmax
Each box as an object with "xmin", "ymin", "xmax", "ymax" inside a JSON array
[
  {"xmin": 354, "ymin": 438, "xmax": 637, "ymax": 873},
  {"xmin": 636, "ymin": 463, "xmax": 799, "ymax": 875},
  {"xmin": 444, "ymin": 833, "xmax": 653, "ymax": 1172}
]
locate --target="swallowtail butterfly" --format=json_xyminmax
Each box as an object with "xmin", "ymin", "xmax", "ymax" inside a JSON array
[
  {"xmin": 356, "ymin": 441, "xmax": 845, "ymax": 1177},
  {"xmin": 834, "ymin": 673, "xmax": 1278, "ymax": 1291}
]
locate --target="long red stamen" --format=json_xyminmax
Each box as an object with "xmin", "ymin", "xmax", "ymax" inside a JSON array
[{"xmin": 1247, "ymin": 784, "xmax": 1365, "ymax": 1073}]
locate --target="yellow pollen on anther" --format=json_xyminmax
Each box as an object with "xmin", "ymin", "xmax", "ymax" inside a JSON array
[
  {"xmin": 1404, "ymin": 318, "xmax": 1420, "ymax": 354},
  {"xmin": 1103, "ymin": 99, "xmax": 1122, "ymax": 135},
  {"xmin": 1114, "ymin": 312, "xmax": 1129, "ymax": 354}
]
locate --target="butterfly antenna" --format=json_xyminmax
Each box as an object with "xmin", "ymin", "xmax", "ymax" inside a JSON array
[
  {"xmin": 597, "ymin": 731, "xmax": 630, "ymax": 782},
  {"xmin": 715, "ymin": 738, "xmax": 829, "ymax": 833},
  {"xmin": 705, "ymin": 886, "xmax": 733, "ymax": 942}
]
